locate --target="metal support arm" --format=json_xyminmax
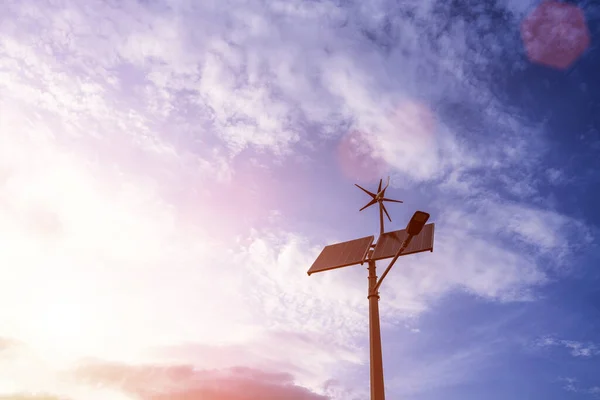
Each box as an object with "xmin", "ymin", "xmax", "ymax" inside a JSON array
[{"xmin": 369, "ymin": 235, "xmax": 413, "ymax": 296}]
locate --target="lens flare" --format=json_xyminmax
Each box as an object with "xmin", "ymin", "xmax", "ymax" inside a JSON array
[
  {"xmin": 336, "ymin": 130, "xmax": 389, "ymax": 183},
  {"xmin": 521, "ymin": 1, "xmax": 590, "ymax": 70}
]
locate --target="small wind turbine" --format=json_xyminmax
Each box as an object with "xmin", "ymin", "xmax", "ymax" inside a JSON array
[
  {"xmin": 308, "ymin": 177, "xmax": 434, "ymax": 400},
  {"xmin": 355, "ymin": 177, "xmax": 403, "ymax": 235}
]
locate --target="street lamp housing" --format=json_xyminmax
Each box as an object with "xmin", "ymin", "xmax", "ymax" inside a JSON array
[{"xmin": 406, "ymin": 211, "xmax": 430, "ymax": 236}]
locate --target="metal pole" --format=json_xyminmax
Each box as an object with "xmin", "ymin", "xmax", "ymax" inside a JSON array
[
  {"xmin": 378, "ymin": 203, "xmax": 385, "ymax": 236},
  {"xmin": 368, "ymin": 257, "xmax": 385, "ymax": 400}
]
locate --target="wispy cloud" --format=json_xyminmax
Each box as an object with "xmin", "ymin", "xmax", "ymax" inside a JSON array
[
  {"xmin": 561, "ymin": 376, "xmax": 580, "ymax": 392},
  {"xmin": 535, "ymin": 337, "xmax": 600, "ymax": 397},
  {"xmin": 558, "ymin": 377, "xmax": 600, "ymax": 397},
  {"xmin": 536, "ymin": 336, "xmax": 600, "ymax": 358}
]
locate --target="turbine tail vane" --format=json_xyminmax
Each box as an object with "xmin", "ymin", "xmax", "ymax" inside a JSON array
[{"xmin": 381, "ymin": 176, "xmax": 390, "ymax": 194}]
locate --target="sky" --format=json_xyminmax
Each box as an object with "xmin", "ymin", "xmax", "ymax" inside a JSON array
[{"xmin": 0, "ymin": 0, "xmax": 599, "ymax": 399}]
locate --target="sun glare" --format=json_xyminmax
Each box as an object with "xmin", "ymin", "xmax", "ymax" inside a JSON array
[
  {"xmin": 40, "ymin": 302, "xmax": 86, "ymax": 344},
  {"xmin": 21, "ymin": 301, "xmax": 98, "ymax": 363}
]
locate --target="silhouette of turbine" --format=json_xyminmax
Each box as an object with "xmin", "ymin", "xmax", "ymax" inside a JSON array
[{"xmin": 355, "ymin": 177, "xmax": 403, "ymax": 235}]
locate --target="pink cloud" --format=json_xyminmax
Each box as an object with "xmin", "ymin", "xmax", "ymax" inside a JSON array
[
  {"xmin": 0, "ymin": 396, "xmax": 63, "ymax": 400},
  {"xmin": 73, "ymin": 361, "xmax": 329, "ymax": 400}
]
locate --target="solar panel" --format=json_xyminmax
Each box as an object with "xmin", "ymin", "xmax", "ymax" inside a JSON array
[
  {"xmin": 307, "ymin": 235, "xmax": 375, "ymax": 276},
  {"xmin": 371, "ymin": 223, "xmax": 435, "ymax": 261}
]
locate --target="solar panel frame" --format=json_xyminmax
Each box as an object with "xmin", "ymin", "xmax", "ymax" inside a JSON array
[
  {"xmin": 371, "ymin": 223, "xmax": 435, "ymax": 261},
  {"xmin": 307, "ymin": 235, "xmax": 375, "ymax": 275}
]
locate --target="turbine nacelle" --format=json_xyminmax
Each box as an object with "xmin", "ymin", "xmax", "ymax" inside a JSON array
[{"xmin": 355, "ymin": 177, "xmax": 403, "ymax": 223}]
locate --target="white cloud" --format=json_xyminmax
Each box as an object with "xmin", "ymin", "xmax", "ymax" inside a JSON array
[
  {"xmin": 373, "ymin": 196, "xmax": 591, "ymax": 320},
  {"xmin": 561, "ymin": 377, "xmax": 580, "ymax": 392},
  {"xmin": 556, "ymin": 377, "xmax": 600, "ymax": 397},
  {"xmin": 1, "ymin": 0, "xmax": 530, "ymax": 177},
  {"xmin": 536, "ymin": 336, "xmax": 600, "ymax": 358}
]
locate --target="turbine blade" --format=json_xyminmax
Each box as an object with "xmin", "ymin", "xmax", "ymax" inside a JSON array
[
  {"xmin": 378, "ymin": 179, "xmax": 382, "ymax": 193},
  {"xmin": 355, "ymin": 184, "xmax": 376, "ymax": 198},
  {"xmin": 382, "ymin": 203, "xmax": 392, "ymax": 222},
  {"xmin": 359, "ymin": 199, "xmax": 378, "ymax": 211},
  {"xmin": 382, "ymin": 198, "xmax": 403, "ymax": 203}
]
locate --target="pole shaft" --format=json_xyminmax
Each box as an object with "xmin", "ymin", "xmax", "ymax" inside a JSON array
[
  {"xmin": 379, "ymin": 203, "xmax": 384, "ymax": 236},
  {"xmin": 368, "ymin": 259, "xmax": 385, "ymax": 400}
]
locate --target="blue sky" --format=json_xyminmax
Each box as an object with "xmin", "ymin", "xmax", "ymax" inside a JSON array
[{"xmin": 0, "ymin": 0, "xmax": 599, "ymax": 399}]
